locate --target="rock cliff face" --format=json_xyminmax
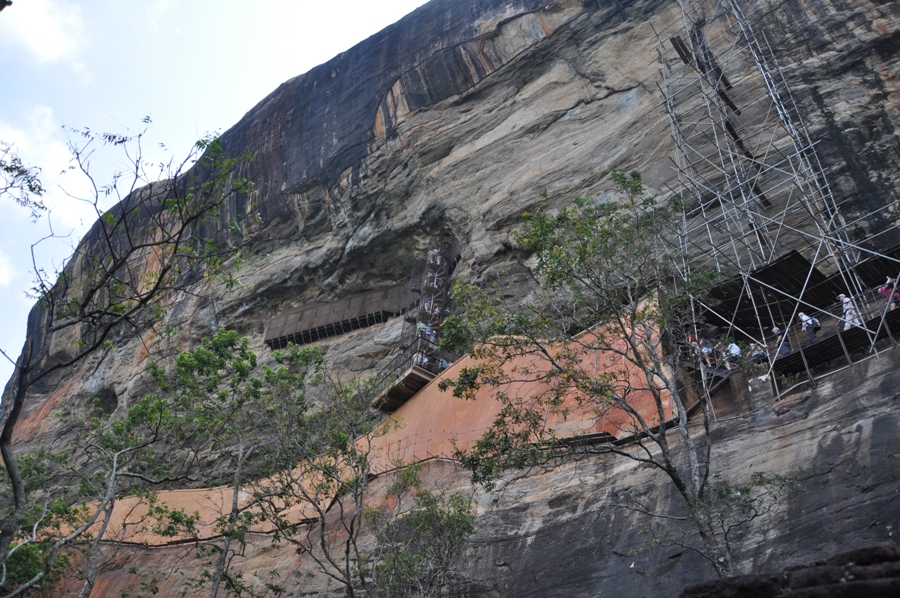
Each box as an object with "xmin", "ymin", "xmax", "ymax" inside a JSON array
[
  {"xmin": 681, "ymin": 546, "xmax": 900, "ymax": 597},
  {"xmin": 73, "ymin": 341, "xmax": 900, "ymax": 597},
  {"xmin": 4, "ymin": 0, "xmax": 900, "ymax": 594},
  {"xmin": 8, "ymin": 0, "xmax": 900, "ymax": 442}
]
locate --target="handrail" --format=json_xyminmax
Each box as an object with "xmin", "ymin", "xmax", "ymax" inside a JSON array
[
  {"xmin": 363, "ymin": 338, "xmax": 460, "ymax": 409},
  {"xmin": 676, "ymin": 284, "xmax": 900, "ymax": 386}
]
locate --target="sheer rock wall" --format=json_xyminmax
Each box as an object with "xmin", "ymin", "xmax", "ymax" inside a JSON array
[
  {"xmin": 3, "ymin": 0, "xmax": 900, "ymax": 594},
  {"xmin": 8, "ymin": 0, "xmax": 900, "ymax": 450},
  {"xmin": 74, "ymin": 339, "xmax": 900, "ymax": 597}
]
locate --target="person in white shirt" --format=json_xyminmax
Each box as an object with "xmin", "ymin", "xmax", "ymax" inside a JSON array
[
  {"xmin": 798, "ymin": 312, "xmax": 819, "ymax": 344},
  {"xmin": 699, "ymin": 338, "xmax": 714, "ymax": 367},
  {"xmin": 837, "ymin": 294, "xmax": 861, "ymax": 330},
  {"xmin": 726, "ymin": 342, "xmax": 741, "ymax": 370},
  {"xmin": 750, "ymin": 343, "xmax": 767, "ymax": 364}
]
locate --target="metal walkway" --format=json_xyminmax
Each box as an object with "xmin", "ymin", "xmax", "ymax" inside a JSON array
[{"xmin": 772, "ymin": 308, "xmax": 900, "ymax": 379}]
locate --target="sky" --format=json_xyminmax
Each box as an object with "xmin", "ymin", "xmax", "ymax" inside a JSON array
[{"xmin": 0, "ymin": 0, "xmax": 431, "ymax": 386}]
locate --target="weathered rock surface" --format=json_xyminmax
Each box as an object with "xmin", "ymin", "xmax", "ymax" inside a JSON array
[
  {"xmin": 8, "ymin": 0, "xmax": 900, "ymax": 450},
  {"xmin": 4, "ymin": 0, "xmax": 900, "ymax": 594},
  {"xmin": 681, "ymin": 546, "xmax": 900, "ymax": 598},
  {"xmin": 71, "ymin": 339, "xmax": 900, "ymax": 597}
]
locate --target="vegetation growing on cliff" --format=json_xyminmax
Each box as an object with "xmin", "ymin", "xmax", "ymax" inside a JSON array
[
  {"xmin": 2, "ymin": 326, "xmax": 475, "ymax": 597},
  {"xmin": 113, "ymin": 332, "xmax": 474, "ymax": 598},
  {"xmin": 364, "ymin": 464, "xmax": 475, "ymax": 598},
  {"xmin": 0, "ymin": 142, "xmax": 44, "ymax": 221},
  {"xmin": 246, "ymin": 350, "xmax": 474, "ymax": 598},
  {"xmin": 0, "ymin": 128, "xmax": 255, "ymax": 596},
  {"xmin": 441, "ymin": 170, "xmax": 797, "ymax": 577}
]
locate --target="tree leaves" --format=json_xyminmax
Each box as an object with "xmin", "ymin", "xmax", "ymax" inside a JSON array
[{"xmin": 0, "ymin": 142, "xmax": 45, "ymax": 220}]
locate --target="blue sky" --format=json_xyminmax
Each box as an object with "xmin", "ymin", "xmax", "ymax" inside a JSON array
[{"xmin": 0, "ymin": 0, "xmax": 430, "ymax": 385}]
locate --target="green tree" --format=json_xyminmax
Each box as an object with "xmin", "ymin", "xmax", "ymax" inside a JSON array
[
  {"xmin": 0, "ymin": 142, "xmax": 44, "ymax": 220},
  {"xmin": 69, "ymin": 395, "xmax": 190, "ymax": 598},
  {"xmin": 0, "ymin": 450, "xmax": 80, "ymax": 595},
  {"xmin": 0, "ymin": 126, "xmax": 255, "ymax": 596},
  {"xmin": 4, "ymin": 321, "xmax": 474, "ymax": 596},
  {"xmin": 252, "ymin": 361, "xmax": 475, "ymax": 598},
  {"xmin": 0, "ymin": 329, "xmax": 319, "ymax": 598},
  {"xmin": 0, "ymin": 381, "xmax": 201, "ymax": 596},
  {"xmin": 97, "ymin": 332, "xmax": 472, "ymax": 598},
  {"xmin": 157, "ymin": 334, "xmax": 474, "ymax": 598},
  {"xmin": 252, "ymin": 372, "xmax": 388, "ymax": 598},
  {"xmin": 365, "ymin": 466, "xmax": 475, "ymax": 598},
  {"xmin": 441, "ymin": 170, "xmax": 794, "ymax": 577},
  {"xmin": 148, "ymin": 330, "xmax": 323, "ymax": 598}
]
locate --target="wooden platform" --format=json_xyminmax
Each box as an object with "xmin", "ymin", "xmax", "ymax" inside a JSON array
[
  {"xmin": 371, "ymin": 365, "xmax": 438, "ymax": 414},
  {"xmin": 773, "ymin": 308, "xmax": 900, "ymax": 376}
]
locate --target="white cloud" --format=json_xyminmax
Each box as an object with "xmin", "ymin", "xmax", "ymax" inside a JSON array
[
  {"xmin": 146, "ymin": 0, "xmax": 175, "ymax": 28},
  {"xmin": 0, "ymin": 0, "xmax": 87, "ymax": 72},
  {"xmin": 0, "ymin": 105, "xmax": 97, "ymax": 233}
]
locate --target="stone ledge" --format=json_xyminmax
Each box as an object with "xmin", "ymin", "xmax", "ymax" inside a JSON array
[{"xmin": 681, "ymin": 546, "xmax": 900, "ymax": 598}]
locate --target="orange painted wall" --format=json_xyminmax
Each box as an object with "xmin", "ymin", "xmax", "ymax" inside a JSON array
[
  {"xmin": 370, "ymin": 334, "xmax": 673, "ymax": 471},
  {"xmin": 84, "ymin": 334, "xmax": 674, "ymax": 545}
]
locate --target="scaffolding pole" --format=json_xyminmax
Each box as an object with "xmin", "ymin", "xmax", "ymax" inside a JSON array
[{"xmin": 657, "ymin": 0, "xmax": 900, "ymax": 393}]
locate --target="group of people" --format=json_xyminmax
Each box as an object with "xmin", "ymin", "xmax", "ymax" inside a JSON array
[
  {"xmin": 689, "ymin": 282, "xmax": 900, "ymax": 371},
  {"xmin": 411, "ymin": 248, "xmax": 451, "ymax": 366},
  {"xmin": 424, "ymin": 273, "xmax": 444, "ymax": 290},
  {"xmin": 421, "ymin": 296, "xmax": 443, "ymax": 318},
  {"xmin": 412, "ymin": 349, "xmax": 453, "ymax": 372},
  {"xmin": 416, "ymin": 321, "xmax": 438, "ymax": 342},
  {"xmin": 693, "ymin": 337, "xmax": 771, "ymax": 370},
  {"xmin": 420, "ymin": 247, "xmax": 451, "ymax": 324},
  {"xmin": 427, "ymin": 247, "xmax": 448, "ymax": 271},
  {"xmin": 772, "ymin": 301, "xmax": 833, "ymax": 353},
  {"xmin": 695, "ymin": 338, "xmax": 743, "ymax": 371},
  {"xmin": 771, "ymin": 284, "xmax": 895, "ymax": 353}
]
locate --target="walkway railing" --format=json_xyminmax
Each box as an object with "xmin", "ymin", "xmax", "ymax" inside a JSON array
[
  {"xmin": 769, "ymin": 287, "xmax": 897, "ymax": 355},
  {"xmin": 365, "ymin": 337, "xmax": 459, "ymax": 403},
  {"xmin": 683, "ymin": 285, "xmax": 900, "ymax": 390}
]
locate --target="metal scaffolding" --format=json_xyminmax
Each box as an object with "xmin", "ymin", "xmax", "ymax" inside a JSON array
[
  {"xmin": 401, "ymin": 236, "xmax": 459, "ymax": 370},
  {"xmin": 656, "ymin": 0, "xmax": 900, "ymax": 388},
  {"xmin": 370, "ymin": 236, "xmax": 461, "ymax": 413}
]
